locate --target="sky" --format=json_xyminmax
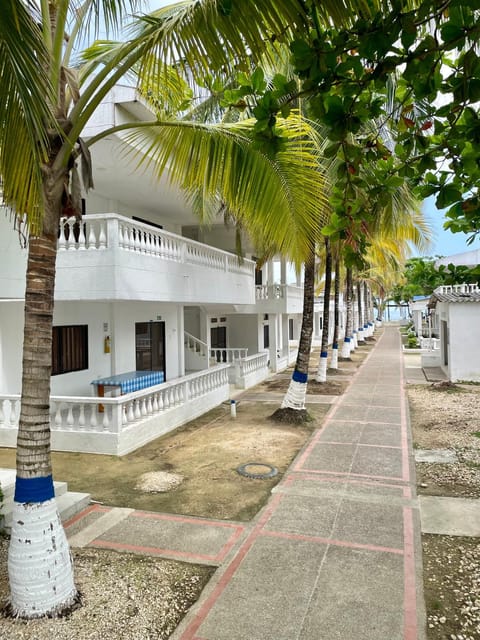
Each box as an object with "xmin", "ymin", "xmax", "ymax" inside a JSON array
[
  {"xmin": 135, "ymin": 1, "xmax": 479, "ymax": 262},
  {"xmin": 421, "ymin": 197, "xmax": 477, "ymax": 259}
]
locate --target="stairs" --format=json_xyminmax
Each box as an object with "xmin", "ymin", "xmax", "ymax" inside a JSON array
[{"xmin": 0, "ymin": 468, "xmax": 91, "ymax": 534}]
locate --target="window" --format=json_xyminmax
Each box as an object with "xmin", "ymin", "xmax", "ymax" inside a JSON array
[
  {"xmin": 289, "ymin": 318, "xmax": 294, "ymax": 340},
  {"xmin": 263, "ymin": 324, "xmax": 270, "ymax": 349},
  {"xmin": 52, "ymin": 325, "xmax": 88, "ymax": 375}
]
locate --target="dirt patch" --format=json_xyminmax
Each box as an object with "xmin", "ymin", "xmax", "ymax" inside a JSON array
[{"xmin": 0, "ymin": 402, "xmax": 323, "ymax": 522}]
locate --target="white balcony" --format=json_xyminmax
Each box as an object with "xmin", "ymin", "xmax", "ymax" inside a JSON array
[
  {"xmin": 54, "ymin": 214, "xmax": 256, "ymax": 305},
  {"xmin": 253, "ymin": 284, "xmax": 304, "ymax": 314}
]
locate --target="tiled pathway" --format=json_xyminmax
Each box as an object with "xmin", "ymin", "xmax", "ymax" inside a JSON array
[{"xmin": 65, "ymin": 326, "xmax": 425, "ymax": 640}]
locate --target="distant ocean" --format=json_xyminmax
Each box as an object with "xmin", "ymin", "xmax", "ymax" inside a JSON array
[{"xmin": 382, "ymin": 304, "xmax": 409, "ymax": 322}]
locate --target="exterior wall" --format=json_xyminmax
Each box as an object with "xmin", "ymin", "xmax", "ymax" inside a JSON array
[
  {"xmin": 0, "ymin": 215, "xmax": 28, "ymax": 299},
  {"xmin": 1, "ymin": 300, "xmax": 183, "ymax": 397},
  {"xmin": 448, "ymin": 303, "xmax": 480, "ymax": 382},
  {"xmin": 228, "ymin": 315, "xmax": 260, "ymax": 354},
  {"xmin": 184, "ymin": 307, "xmax": 202, "ymax": 339},
  {"xmin": 0, "ymin": 301, "xmax": 24, "ymax": 394}
]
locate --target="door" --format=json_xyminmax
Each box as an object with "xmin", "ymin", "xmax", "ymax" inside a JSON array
[
  {"xmin": 211, "ymin": 326, "xmax": 227, "ymax": 362},
  {"xmin": 441, "ymin": 320, "xmax": 448, "ymax": 367},
  {"xmin": 135, "ymin": 321, "xmax": 166, "ymax": 376}
]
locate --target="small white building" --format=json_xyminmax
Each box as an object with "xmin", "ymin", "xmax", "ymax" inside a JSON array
[{"xmin": 424, "ymin": 284, "xmax": 480, "ymax": 382}]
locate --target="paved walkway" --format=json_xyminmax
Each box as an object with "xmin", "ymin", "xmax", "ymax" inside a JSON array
[{"xmin": 64, "ymin": 326, "xmax": 426, "ymax": 640}]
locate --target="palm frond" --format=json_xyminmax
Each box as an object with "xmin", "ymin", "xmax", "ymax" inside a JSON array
[
  {"xmin": 0, "ymin": 0, "xmax": 57, "ymax": 230},
  {"xmin": 131, "ymin": 0, "xmax": 309, "ymax": 85},
  {"xmin": 104, "ymin": 112, "xmax": 329, "ymax": 263}
]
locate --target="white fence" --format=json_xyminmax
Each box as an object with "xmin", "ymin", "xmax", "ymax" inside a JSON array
[{"xmin": 0, "ymin": 366, "xmax": 230, "ymax": 456}]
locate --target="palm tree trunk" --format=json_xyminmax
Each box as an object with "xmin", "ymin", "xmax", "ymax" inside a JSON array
[
  {"xmin": 365, "ymin": 282, "xmax": 374, "ymax": 337},
  {"xmin": 277, "ymin": 253, "xmax": 315, "ymax": 415},
  {"xmin": 316, "ymin": 238, "xmax": 332, "ymax": 382},
  {"xmin": 8, "ymin": 173, "xmax": 77, "ymax": 618},
  {"xmin": 330, "ymin": 251, "xmax": 340, "ymax": 369},
  {"xmin": 341, "ymin": 266, "xmax": 353, "ymax": 358},
  {"xmin": 356, "ymin": 280, "xmax": 365, "ymax": 343}
]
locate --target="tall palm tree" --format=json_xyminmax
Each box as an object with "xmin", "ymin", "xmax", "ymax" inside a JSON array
[
  {"xmin": 330, "ymin": 249, "xmax": 342, "ymax": 369},
  {"xmin": 0, "ymin": 0, "xmax": 341, "ymax": 618},
  {"xmin": 315, "ymin": 237, "xmax": 332, "ymax": 382}
]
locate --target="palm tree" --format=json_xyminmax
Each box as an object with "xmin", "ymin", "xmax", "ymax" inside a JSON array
[
  {"xmin": 315, "ymin": 237, "xmax": 332, "ymax": 382},
  {"xmin": 0, "ymin": 0, "xmax": 345, "ymax": 618},
  {"xmin": 330, "ymin": 249, "xmax": 342, "ymax": 369}
]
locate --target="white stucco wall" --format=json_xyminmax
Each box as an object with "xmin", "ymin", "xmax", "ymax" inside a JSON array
[
  {"xmin": 228, "ymin": 315, "xmax": 259, "ymax": 354},
  {"xmin": 0, "ymin": 301, "xmax": 24, "ymax": 394},
  {"xmin": 1, "ymin": 300, "xmax": 183, "ymax": 397},
  {"xmin": 447, "ymin": 303, "xmax": 480, "ymax": 382},
  {"xmin": 0, "ymin": 214, "xmax": 27, "ymax": 299}
]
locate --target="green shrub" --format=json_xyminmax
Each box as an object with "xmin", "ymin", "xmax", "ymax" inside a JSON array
[{"xmin": 407, "ymin": 336, "xmax": 419, "ymax": 348}]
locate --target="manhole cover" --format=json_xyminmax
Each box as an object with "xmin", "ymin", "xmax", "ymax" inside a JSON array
[{"xmin": 236, "ymin": 463, "xmax": 278, "ymax": 480}]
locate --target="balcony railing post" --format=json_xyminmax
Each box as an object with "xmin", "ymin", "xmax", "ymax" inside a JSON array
[{"xmin": 105, "ymin": 215, "xmax": 118, "ymax": 252}]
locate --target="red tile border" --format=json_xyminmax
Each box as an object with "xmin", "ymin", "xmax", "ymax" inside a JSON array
[
  {"xmin": 63, "ymin": 503, "xmax": 109, "ymax": 529},
  {"xmin": 90, "ymin": 539, "xmax": 221, "ymax": 563}
]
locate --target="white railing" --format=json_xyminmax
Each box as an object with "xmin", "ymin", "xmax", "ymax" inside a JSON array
[
  {"xmin": 185, "ymin": 332, "xmax": 208, "ymax": 358},
  {"xmin": 58, "ymin": 214, "xmax": 255, "ymax": 277},
  {"xmin": 435, "ymin": 283, "xmax": 479, "ymax": 295},
  {"xmin": 238, "ymin": 352, "xmax": 269, "ymax": 377},
  {"xmin": 420, "ymin": 337, "xmax": 440, "ymax": 350},
  {"xmin": 0, "ymin": 366, "xmax": 229, "ymax": 435},
  {"xmin": 210, "ymin": 348, "xmax": 248, "ymax": 363},
  {"xmin": 255, "ymin": 284, "xmax": 304, "ymax": 302},
  {"xmin": 256, "ymin": 284, "xmax": 284, "ymax": 300}
]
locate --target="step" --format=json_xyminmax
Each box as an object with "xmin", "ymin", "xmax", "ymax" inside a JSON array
[
  {"xmin": 0, "ymin": 474, "xmax": 68, "ymax": 500},
  {"xmin": 0, "ymin": 469, "xmax": 90, "ymax": 534}
]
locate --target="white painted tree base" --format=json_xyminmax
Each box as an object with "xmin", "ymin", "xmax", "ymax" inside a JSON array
[
  {"xmin": 316, "ymin": 357, "xmax": 328, "ymax": 383},
  {"xmin": 341, "ymin": 340, "xmax": 351, "ymax": 358},
  {"xmin": 330, "ymin": 348, "xmax": 339, "ymax": 369},
  {"xmin": 281, "ymin": 379, "xmax": 307, "ymax": 410},
  {"xmin": 8, "ymin": 499, "xmax": 77, "ymax": 618}
]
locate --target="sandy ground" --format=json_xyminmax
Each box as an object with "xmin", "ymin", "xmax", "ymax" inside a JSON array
[{"xmin": 409, "ymin": 381, "xmax": 480, "ymax": 639}]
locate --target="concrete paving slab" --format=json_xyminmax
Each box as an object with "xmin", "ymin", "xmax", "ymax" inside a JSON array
[
  {"xmin": 415, "ymin": 448, "xmax": 458, "ymax": 463},
  {"xmin": 333, "ymin": 404, "xmax": 370, "ymax": 421},
  {"xmin": 300, "ymin": 442, "xmax": 357, "ymax": 473},
  {"xmin": 351, "ymin": 444, "xmax": 404, "ymax": 479},
  {"xmin": 346, "ymin": 392, "xmax": 402, "ymax": 408},
  {"xmin": 262, "ymin": 493, "xmax": 340, "ymax": 538},
  {"xmin": 68, "ymin": 507, "xmax": 133, "ymax": 547},
  {"xmin": 196, "ymin": 536, "xmax": 329, "ymax": 640},
  {"xmin": 423, "ymin": 366, "xmax": 448, "ymax": 382},
  {"xmin": 298, "ymin": 545, "xmax": 405, "ymax": 640},
  {"xmin": 365, "ymin": 405, "xmax": 402, "ymax": 424},
  {"xmin": 273, "ymin": 476, "xmax": 407, "ymax": 502},
  {"xmin": 420, "ymin": 496, "xmax": 480, "ymax": 536},
  {"xmin": 359, "ymin": 422, "xmax": 402, "ymax": 447},
  {"xmin": 94, "ymin": 511, "xmax": 245, "ymax": 563},
  {"xmin": 318, "ymin": 421, "xmax": 364, "ymax": 443},
  {"xmin": 332, "ymin": 498, "xmax": 404, "ymax": 549}
]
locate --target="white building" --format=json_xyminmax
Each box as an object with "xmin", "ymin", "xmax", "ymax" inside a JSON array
[
  {"xmin": 423, "ymin": 284, "xmax": 480, "ymax": 382},
  {"xmin": 0, "ymin": 86, "xmax": 342, "ymax": 455}
]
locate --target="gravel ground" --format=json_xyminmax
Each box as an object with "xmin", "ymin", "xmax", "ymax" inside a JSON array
[
  {"xmin": 408, "ymin": 382, "xmax": 480, "ymax": 640},
  {"xmin": 0, "ymin": 543, "xmax": 213, "ymax": 640}
]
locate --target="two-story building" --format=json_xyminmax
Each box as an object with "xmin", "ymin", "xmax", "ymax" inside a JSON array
[{"xmin": 0, "ymin": 86, "xmax": 342, "ymax": 455}]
